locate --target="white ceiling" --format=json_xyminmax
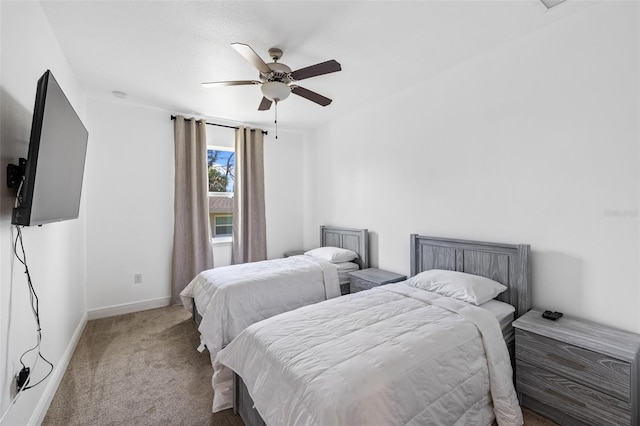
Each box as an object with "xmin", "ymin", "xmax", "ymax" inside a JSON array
[{"xmin": 40, "ymin": 0, "xmax": 592, "ymax": 133}]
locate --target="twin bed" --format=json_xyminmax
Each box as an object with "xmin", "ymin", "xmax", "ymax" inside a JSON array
[
  {"xmin": 183, "ymin": 231, "xmax": 531, "ymax": 426},
  {"xmin": 180, "ymin": 226, "xmax": 369, "ymax": 360}
]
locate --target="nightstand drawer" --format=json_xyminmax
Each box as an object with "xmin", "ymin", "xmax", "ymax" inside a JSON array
[
  {"xmin": 516, "ymin": 329, "xmax": 631, "ymax": 401},
  {"xmin": 350, "ymin": 276, "xmax": 379, "ymax": 293},
  {"xmin": 340, "ymin": 283, "xmax": 350, "ymax": 296},
  {"xmin": 516, "ymin": 360, "xmax": 631, "ymax": 426}
]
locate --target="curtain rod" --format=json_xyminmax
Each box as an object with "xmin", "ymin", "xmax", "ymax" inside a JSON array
[{"xmin": 170, "ymin": 115, "xmax": 268, "ymax": 135}]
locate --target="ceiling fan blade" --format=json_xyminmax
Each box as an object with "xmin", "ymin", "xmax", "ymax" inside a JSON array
[
  {"xmin": 231, "ymin": 42, "xmax": 272, "ymax": 74},
  {"xmin": 258, "ymin": 97, "xmax": 273, "ymax": 111},
  {"xmin": 290, "ymin": 60, "xmax": 341, "ymax": 81},
  {"xmin": 201, "ymin": 80, "xmax": 260, "ymax": 88},
  {"xmin": 291, "ymin": 86, "xmax": 332, "ymax": 107}
]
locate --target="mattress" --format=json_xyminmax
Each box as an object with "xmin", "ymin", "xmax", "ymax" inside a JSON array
[
  {"xmin": 479, "ymin": 298, "xmax": 515, "ymax": 338},
  {"xmin": 212, "ymin": 282, "xmax": 523, "ymax": 425},
  {"xmin": 334, "ymin": 261, "xmax": 359, "ymax": 284}
]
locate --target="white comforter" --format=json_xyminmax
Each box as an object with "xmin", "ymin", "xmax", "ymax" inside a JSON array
[
  {"xmin": 180, "ymin": 255, "xmax": 340, "ymax": 361},
  {"xmin": 212, "ymin": 283, "xmax": 523, "ymax": 426}
]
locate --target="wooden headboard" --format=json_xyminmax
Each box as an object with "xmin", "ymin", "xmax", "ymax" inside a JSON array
[
  {"xmin": 320, "ymin": 226, "xmax": 369, "ymax": 269},
  {"xmin": 410, "ymin": 234, "xmax": 531, "ymax": 319}
]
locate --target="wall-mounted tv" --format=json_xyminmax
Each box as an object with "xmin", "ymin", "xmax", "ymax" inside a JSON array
[{"xmin": 11, "ymin": 70, "xmax": 89, "ymax": 226}]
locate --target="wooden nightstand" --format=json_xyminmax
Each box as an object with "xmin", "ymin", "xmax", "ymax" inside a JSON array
[
  {"xmin": 348, "ymin": 268, "xmax": 406, "ymax": 294},
  {"xmin": 512, "ymin": 310, "xmax": 640, "ymax": 426},
  {"xmin": 283, "ymin": 250, "xmax": 305, "ymax": 258}
]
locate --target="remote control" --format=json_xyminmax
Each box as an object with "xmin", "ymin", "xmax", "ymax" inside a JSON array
[{"xmin": 542, "ymin": 310, "xmax": 563, "ymax": 321}]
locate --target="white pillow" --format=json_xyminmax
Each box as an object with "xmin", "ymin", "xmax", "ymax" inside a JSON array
[
  {"xmin": 304, "ymin": 246, "xmax": 358, "ymax": 263},
  {"xmin": 406, "ymin": 269, "xmax": 507, "ymax": 305}
]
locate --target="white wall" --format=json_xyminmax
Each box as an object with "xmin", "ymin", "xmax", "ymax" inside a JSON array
[
  {"xmin": 0, "ymin": 2, "xmax": 88, "ymax": 424},
  {"xmin": 84, "ymin": 99, "xmax": 305, "ymax": 313},
  {"xmin": 303, "ymin": 2, "xmax": 640, "ymax": 333},
  {"xmin": 264, "ymin": 129, "xmax": 305, "ymax": 258},
  {"xmin": 84, "ymin": 99, "xmax": 174, "ymax": 314}
]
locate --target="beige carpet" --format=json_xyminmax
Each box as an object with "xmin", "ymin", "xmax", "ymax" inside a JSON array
[{"xmin": 44, "ymin": 306, "xmax": 556, "ymax": 425}]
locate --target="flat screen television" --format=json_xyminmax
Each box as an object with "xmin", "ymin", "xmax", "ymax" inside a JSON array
[{"xmin": 11, "ymin": 70, "xmax": 89, "ymax": 226}]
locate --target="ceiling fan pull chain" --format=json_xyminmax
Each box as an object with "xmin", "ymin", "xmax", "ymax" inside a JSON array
[{"xmin": 274, "ymin": 100, "xmax": 279, "ymax": 140}]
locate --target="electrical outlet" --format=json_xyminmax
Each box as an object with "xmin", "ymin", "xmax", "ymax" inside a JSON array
[
  {"xmin": 12, "ymin": 373, "xmax": 19, "ymax": 398},
  {"xmin": 9, "ymin": 363, "xmax": 18, "ymax": 399},
  {"xmin": 134, "ymin": 273, "xmax": 142, "ymax": 284},
  {"xmin": 16, "ymin": 367, "xmax": 29, "ymax": 393}
]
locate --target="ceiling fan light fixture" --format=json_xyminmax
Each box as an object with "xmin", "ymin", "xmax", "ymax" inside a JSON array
[{"xmin": 261, "ymin": 81, "xmax": 290, "ymax": 102}]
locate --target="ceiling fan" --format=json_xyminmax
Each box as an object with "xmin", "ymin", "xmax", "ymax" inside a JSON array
[{"xmin": 201, "ymin": 43, "xmax": 341, "ymax": 111}]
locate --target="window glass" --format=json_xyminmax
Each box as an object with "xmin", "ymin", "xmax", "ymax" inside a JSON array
[
  {"xmin": 216, "ymin": 216, "xmax": 232, "ymax": 225},
  {"xmin": 208, "ymin": 149, "xmax": 235, "ymax": 193},
  {"xmin": 214, "ymin": 215, "xmax": 233, "ymax": 237}
]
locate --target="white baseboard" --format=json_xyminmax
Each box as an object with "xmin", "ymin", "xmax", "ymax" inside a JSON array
[
  {"xmin": 87, "ymin": 297, "xmax": 172, "ymax": 320},
  {"xmin": 29, "ymin": 311, "xmax": 88, "ymax": 426}
]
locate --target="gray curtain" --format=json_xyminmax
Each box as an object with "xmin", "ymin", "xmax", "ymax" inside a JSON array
[
  {"xmin": 232, "ymin": 126, "xmax": 267, "ymax": 264},
  {"xmin": 171, "ymin": 116, "xmax": 214, "ymax": 304}
]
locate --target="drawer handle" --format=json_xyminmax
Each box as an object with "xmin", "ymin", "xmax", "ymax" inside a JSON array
[
  {"xmin": 545, "ymin": 388, "xmax": 586, "ymax": 408},
  {"xmin": 546, "ymin": 353, "xmax": 586, "ymax": 371}
]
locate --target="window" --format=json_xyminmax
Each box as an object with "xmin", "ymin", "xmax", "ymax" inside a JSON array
[
  {"xmin": 208, "ymin": 147, "xmax": 234, "ymax": 240},
  {"xmin": 208, "ymin": 148, "xmax": 235, "ymax": 194},
  {"xmin": 213, "ymin": 215, "xmax": 233, "ymax": 237}
]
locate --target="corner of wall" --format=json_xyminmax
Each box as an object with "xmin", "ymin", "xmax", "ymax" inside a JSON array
[{"xmin": 0, "ymin": 2, "xmax": 89, "ymax": 423}]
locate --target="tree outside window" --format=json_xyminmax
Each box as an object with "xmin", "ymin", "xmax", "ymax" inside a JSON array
[
  {"xmin": 208, "ymin": 149, "xmax": 235, "ymax": 193},
  {"xmin": 208, "ymin": 148, "xmax": 234, "ymax": 239}
]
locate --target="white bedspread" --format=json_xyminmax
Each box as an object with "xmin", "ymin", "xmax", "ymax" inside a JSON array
[
  {"xmin": 212, "ymin": 283, "xmax": 522, "ymax": 426},
  {"xmin": 180, "ymin": 255, "xmax": 340, "ymax": 361}
]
